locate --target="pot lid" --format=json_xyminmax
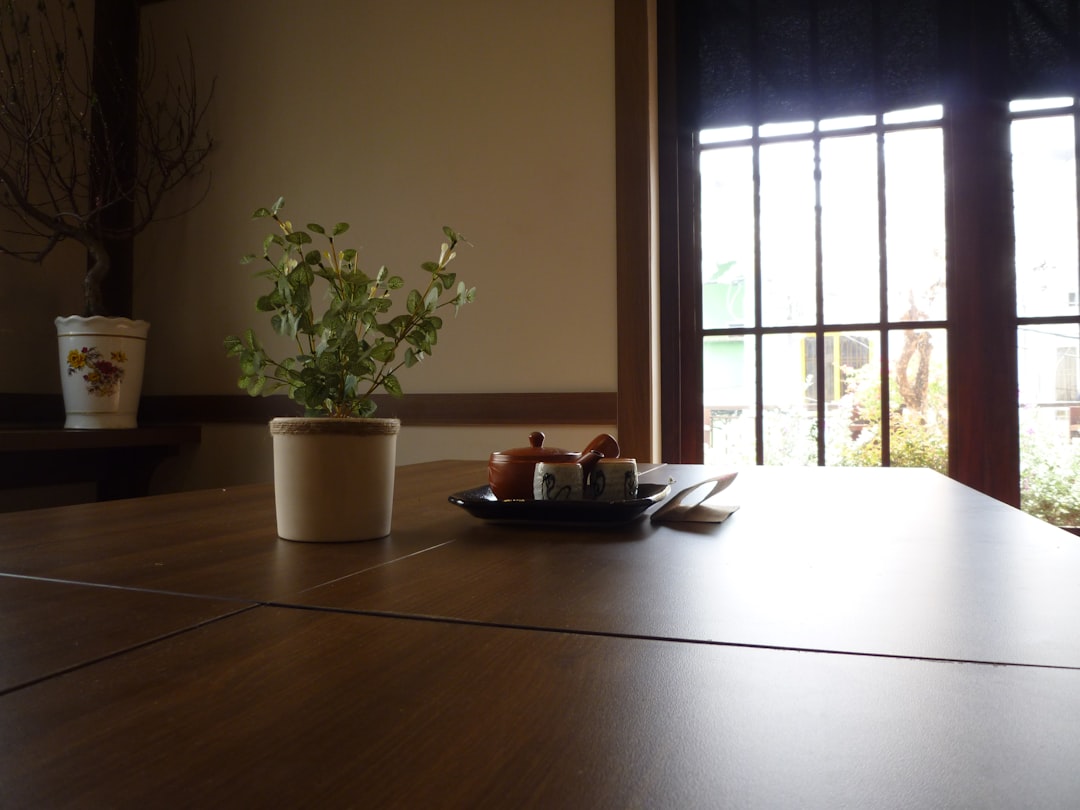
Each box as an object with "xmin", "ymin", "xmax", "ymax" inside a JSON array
[{"xmin": 490, "ymin": 431, "xmax": 578, "ymax": 462}]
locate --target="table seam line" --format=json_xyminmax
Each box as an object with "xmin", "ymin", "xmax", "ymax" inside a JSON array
[
  {"xmin": 0, "ymin": 603, "xmax": 260, "ymax": 698},
  {"xmin": 257, "ymin": 601, "xmax": 1080, "ymax": 673},
  {"xmin": 291, "ymin": 540, "xmax": 459, "ymax": 595},
  {"xmin": 0, "ymin": 571, "xmax": 261, "ymax": 605}
]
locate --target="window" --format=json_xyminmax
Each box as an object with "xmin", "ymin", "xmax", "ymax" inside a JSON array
[
  {"xmin": 698, "ymin": 106, "xmax": 948, "ymax": 470},
  {"xmin": 660, "ymin": 1, "xmax": 1080, "ymax": 529}
]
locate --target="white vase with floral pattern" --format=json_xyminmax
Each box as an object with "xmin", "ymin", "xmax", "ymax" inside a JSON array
[{"xmin": 55, "ymin": 316, "xmax": 150, "ymax": 429}]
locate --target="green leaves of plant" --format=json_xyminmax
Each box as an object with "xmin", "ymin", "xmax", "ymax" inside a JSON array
[
  {"xmin": 423, "ymin": 286, "xmax": 439, "ymax": 312},
  {"xmin": 224, "ymin": 198, "xmax": 477, "ymax": 417},
  {"xmin": 224, "ymin": 329, "xmax": 276, "ymax": 397}
]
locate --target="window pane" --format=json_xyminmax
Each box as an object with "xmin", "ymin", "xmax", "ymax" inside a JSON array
[
  {"xmin": 701, "ymin": 125, "xmax": 753, "ymax": 144},
  {"xmin": 820, "ymin": 135, "xmax": 880, "ymax": 323},
  {"xmin": 760, "ymin": 120, "xmax": 814, "ymax": 138},
  {"xmin": 1010, "ymin": 97, "xmax": 1073, "ymax": 113},
  {"xmin": 700, "ymin": 147, "xmax": 755, "ymax": 330},
  {"xmin": 888, "ymin": 328, "xmax": 948, "ymax": 471},
  {"xmin": 762, "ymin": 332, "xmax": 817, "ymax": 465},
  {"xmin": 1012, "ymin": 115, "xmax": 1078, "ymax": 318},
  {"xmin": 822, "ymin": 331, "xmax": 878, "ymax": 462},
  {"xmin": 884, "ymin": 128, "xmax": 946, "ymax": 322},
  {"xmin": 1018, "ymin": 324, "xmax": 1080, "ymax": 527},
  {"xmin": 760, "ymin": 141, "xmax": 816, "ymax": 326},
  {"xmin": 820, "ymin": 114, "xmax": 876, "ymax": 132},
  {"xmin": 882, "ymin": 105, "xmax": 943, "ymax": 124},
  {"xmin": 703, "ymin": 335, "xmax": 756, "ymax": 466}
]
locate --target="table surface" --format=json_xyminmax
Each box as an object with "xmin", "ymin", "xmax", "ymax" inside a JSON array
[{"xmin": 2, "ymin": 459, "xmax": 1078, "ymax": 807}]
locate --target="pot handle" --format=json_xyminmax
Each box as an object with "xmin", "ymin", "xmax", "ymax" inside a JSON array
[
  {"xmin": 578, "ymin": 449, "xmax": 604, "ymax": 481},
  {"xmin": 582, "ymin": 433, "xmax": 620, "ymax": 460}
]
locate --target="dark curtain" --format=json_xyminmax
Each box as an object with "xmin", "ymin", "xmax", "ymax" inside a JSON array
[{"xmin": 682, "ymin": 0, "xmax": 1080, "ymax": 129}]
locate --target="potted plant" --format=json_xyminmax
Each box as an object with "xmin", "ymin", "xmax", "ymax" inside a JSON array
[
  {"xmin": 0, "ymin": 0, "xmax": 213, "ymax": 428},
  {"xmin": 224, "ymin": 197, "xmax": 477, "ymax": 542}
]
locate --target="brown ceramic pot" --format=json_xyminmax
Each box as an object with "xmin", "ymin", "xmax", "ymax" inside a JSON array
[{"xmin": 488, "ymin": 431, "xmax": 620, "ymax": 500}]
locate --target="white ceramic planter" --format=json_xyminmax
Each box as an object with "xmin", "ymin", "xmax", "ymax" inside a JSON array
[
  {"xmin": 55, "ymin": 316, "xmax": 150, "ymax": 429},
  {"xmin": 270, "ymin": 416, "xmax": 401, "ymax": 542}
]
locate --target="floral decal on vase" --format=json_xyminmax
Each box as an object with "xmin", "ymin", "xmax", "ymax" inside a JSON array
[{"xmin": 66, "ymin": 346, "xmax": 127, "ymax": 397}]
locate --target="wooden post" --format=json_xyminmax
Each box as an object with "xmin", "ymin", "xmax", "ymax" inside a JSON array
[
  {"xmin": 89, "ymin": 0, "xmax": 140, "ymax": 318},
  {"xmin": 942, "ymin": 0, "xmax": 1021, "ymax": 505}
]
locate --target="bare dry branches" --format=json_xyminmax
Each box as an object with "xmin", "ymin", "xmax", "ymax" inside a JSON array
[{"xmin": 0, "ymin": 0, "xmax": 213, "ymax": 315}]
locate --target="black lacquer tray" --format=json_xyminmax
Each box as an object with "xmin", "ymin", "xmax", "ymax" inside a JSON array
[{"xmin": 448, "ymin": 483, "xmax": 671, "ymax": 525}]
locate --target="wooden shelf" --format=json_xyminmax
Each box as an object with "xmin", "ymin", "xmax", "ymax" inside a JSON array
[{"xmin": 0, "ymin": 424, "xmax": 201, "ymax": 502}]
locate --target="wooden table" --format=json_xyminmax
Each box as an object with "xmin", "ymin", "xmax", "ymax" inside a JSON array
[{"xmin": 2, "ymin": 460, "xmax": 1079, "ymax": 807}]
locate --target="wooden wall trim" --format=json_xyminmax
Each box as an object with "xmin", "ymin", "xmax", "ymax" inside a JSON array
[{"xmin": 1, "ymin": 392, "xmax": 617, "ymax": 428}]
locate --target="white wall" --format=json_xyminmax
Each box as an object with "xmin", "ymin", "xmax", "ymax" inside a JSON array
[{"xmin": 2, "ymin": 0, "xmax": 618, "ymax": 494}]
